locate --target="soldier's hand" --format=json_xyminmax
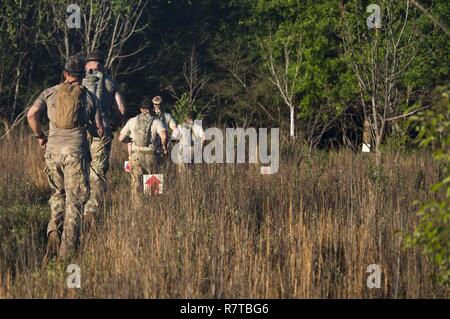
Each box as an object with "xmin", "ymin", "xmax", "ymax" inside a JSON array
[
  {"xmin": 120, "ymin": 136, "xmax": 133, "ymax": 144},
  {"xmin": 38, "ymin": 137, "xmax": 48, "ymax": 148},
  {"xmin": 97, "ymin": 126, "xmax": 104, "ymax": 138}
]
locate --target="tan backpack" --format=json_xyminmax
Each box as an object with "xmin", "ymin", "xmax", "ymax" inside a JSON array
[
  {"xmin": 53, "ymin": 82, "xmax": 85, "ymax": 129},
  {"xmin": 133, "ymin": 113, "xmax": 155, "ymax": 148}
]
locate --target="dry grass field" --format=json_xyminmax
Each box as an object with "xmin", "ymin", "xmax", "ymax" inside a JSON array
[{"xmin": 0, "ymin": 129, "xmax": 447, "ymax": 298}]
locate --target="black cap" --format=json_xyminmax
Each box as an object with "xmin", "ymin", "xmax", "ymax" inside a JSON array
[
  {"xmin": 64, "ymin": 54, "xmax": 85, "ymax": 78},
  {"xmin": 86, "ymin": 50, "xmax": 105, "ymax": 63},
  {"xmin": 141, "ymin": 98, "xmax": 153, "ymax": 109},
  {"xmin": 187, "ymin": 111, "xmax": 197, "ymax": 120}
]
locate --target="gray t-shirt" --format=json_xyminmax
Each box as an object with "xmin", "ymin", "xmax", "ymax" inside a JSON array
[
  {"xmin": 101, "ymin": 74, "xmax": 118, "ymax": 137},
  {"xmin": 155, "ymin": 110, "xmax": 177, "ymax": 131},
  {"xmin": 33, "ymin": 83, "xmax": 98, "ymax": 155}
]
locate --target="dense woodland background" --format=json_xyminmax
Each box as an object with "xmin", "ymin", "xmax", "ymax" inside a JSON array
[{"xmin": 0, "ymin": 0, "xmax": 448, "ymax": 150}]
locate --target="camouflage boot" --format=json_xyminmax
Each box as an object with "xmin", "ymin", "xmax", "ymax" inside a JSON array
[{"xmin": 43, "ymin": 231, "xmax": 61, "ymax": 266}]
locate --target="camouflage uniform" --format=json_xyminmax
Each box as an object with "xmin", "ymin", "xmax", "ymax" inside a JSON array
[
  {"xmin": 84, "ymin": 74, "xmax": 118, "ymax": 217},
  {"xmin": 44, "ymin": 152, "xmax": 89, "ymax": 257},
  {"xmin": 84, "ymin": 135, "xmax": 112, "ymax": 215},
  {"xmin": 33, "ymin": 83, "xmax": 98, "ymax": 259},
  {"xmin": 120, "ymin": 113, "xmax": 165, "ymax": 202},
  {"xmin": 129, "ymin": 152, "xmax": 159, "ymax": 200}
]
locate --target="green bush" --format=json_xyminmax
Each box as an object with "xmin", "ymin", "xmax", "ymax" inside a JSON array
[
  {"xmin": 406, "ymin": 86, "xmax": 450, "ymax": 286},
  {"xmin": 0, "ymin": 203, "xmax": 49, "ymax": 271},
  {"xmin": 172, "ymin": 93, "xmax": 202, "ymax": 124}
]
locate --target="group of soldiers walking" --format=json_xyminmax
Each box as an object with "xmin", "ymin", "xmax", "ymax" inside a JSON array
[{"xmin": 26, "ymin": 52, "xmax": 204, "ymax": 264}]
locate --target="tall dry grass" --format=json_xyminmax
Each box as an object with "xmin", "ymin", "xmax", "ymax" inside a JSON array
[{"xmin": 0, "ymin": 129, "xmax": 447, "ymax": 298}]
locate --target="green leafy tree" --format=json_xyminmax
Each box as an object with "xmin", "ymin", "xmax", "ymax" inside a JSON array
[
  {"xmin": 218, "ymin": 0, "xmax": 357, "ymax": 141},
  {"xmin": 339, "ymin": 0, "xmax": 437, "ymax": 162},
  {"xmin": 407, "ymin": 86, "xmax": 450, "ymax": 286}
]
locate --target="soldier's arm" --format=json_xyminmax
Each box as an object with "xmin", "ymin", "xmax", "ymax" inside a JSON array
[
  {"xmin": 107, "ymin": 75, "xmax": 126, "ymax": 122},
  {"xmin": 27, "ymin": 95, "xmax": 47, "ymax": 148},
  {"xmin": 160, "ymin": 130, "xmax": 168, "ymax": 155},
  {"xmin": 168, "ymin": 116, "xmax": 180, "ymax": 140},
  {"xmin": 115, "ymin": 92, "xmax": 126, "ymax": 117},
  {"xmin": 154, "ymin": 119, "xmax": 168, "ymax": 154},
  {"xmin": 119, "ymin": 120, "xmax": 132, "ymax": 143},
  {"xmin": 118, "ymin": 122, "xmax": 132, "ymax": 158}
]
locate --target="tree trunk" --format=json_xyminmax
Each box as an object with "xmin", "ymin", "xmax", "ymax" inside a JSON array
[
  {"xmin": 373, "ymin": 126, "xmax": 385, "ymax": 166},
  {"xmin": 290, "ymin": 106, "xmax": 295, "ymax": 138}
]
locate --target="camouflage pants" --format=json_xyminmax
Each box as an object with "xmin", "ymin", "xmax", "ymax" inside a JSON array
[
  {"xmin": 129, "ymin": 151, "xmax": 159, "ymax": 202},
  {"xmin": 45, "ymin": 151, "xmax": 90, "ymax": 259},
  {"xmin": 84, "ymin": 136, "xmax": 112, "ymax": 216}
]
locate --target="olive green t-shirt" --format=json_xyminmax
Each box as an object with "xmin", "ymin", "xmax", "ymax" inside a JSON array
[{"xmin": 33, "ymin": 83, "xmax": 99, "ymax": 155}]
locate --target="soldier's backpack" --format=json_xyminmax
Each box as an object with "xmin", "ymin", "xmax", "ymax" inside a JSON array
[
  {"xmin": 82, "ymin": 69, "xmax": 104, "ymax": 112},
  {"xmin": 133, "ymin": 113, "xmax": 156, "ymax": 148},
  {"xmin": 53, "ymin": 82, "xmax": 85, "ymax": 129}
]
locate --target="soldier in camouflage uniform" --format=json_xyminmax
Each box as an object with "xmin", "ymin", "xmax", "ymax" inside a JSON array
[
  {"xmin": 83, "ymin": 50, "xmax": 127, "ymax": 227},
  {"xmin": 119, "ymin": 99, "xmax": 168, "ymax": 202},
  {"xmin": 27, "ymin": 54, "xmax": 103, "ymax": 262},
  {"xmin": 152, "ymin": 96, "xmax": 179, "ymax": 162}
]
